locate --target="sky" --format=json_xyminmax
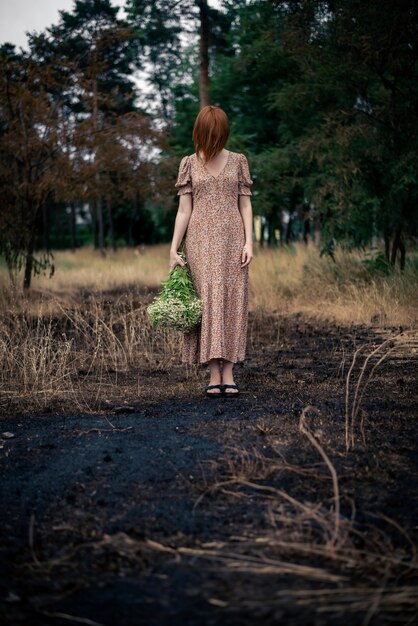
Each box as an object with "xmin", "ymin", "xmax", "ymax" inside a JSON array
[
  {"xmin": 0, "ymin": 0, "xmax": 221, "ymax": 51},
  {"xmin": 0, "ymin": 0, "xmax": 221, "ymax": 103},
  {"xmin": 0, "ymin": 0, "xmax": 127, "ymax": 51}
]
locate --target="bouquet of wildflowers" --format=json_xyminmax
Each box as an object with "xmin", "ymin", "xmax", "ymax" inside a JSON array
[{"xmin": 146, "ymin": 250, "xmax": 203, "ymax": 331}]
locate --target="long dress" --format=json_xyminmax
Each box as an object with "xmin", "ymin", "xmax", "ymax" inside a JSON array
[{"xmin": 174, "ymin": 150, "xmax": 253, "ymax": 365}]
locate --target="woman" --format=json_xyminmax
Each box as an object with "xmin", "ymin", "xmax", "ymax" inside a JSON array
[{"xmin": 169, "ymin": 105, "xmax": 254, "ymax": 397}]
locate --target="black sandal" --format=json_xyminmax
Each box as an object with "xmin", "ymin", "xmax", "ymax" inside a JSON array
[
  {"xmin": 205, "ymin": 384, "xmax": 224, "ymax": 398},
  {"xmin": 222, "ymin": 384, "xmax": 240, "ymax": 397}
]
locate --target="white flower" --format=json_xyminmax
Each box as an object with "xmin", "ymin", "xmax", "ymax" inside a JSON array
[{"xmin": 146, "ymin": 264, "xmax": 203, "ymax": 331}]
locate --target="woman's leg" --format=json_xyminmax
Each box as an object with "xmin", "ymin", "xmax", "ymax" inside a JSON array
[
  {"xmin": 207, "ymin": 358, "xmax": 222, "ymax": 393},
  {"xmin": 221, "ymin": 359, "xmax": 238, "ymax": 393}
]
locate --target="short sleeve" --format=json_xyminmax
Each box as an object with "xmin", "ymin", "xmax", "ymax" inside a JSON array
[
  {"xmin": 175, "ymin": 155, "xmax": 192, "ymax": 195},
  {"xmin": 238, "ymin": 153, "xmax": 253, "ymax": 196}
]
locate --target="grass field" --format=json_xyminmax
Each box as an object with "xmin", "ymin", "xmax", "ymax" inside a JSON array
[
  {"xmin": 1, "ymin": 243, "xmax": 418, "ymax": 625},
  {"xmin": 0, "ymin": 242, "xmax": 416, "ymax": 415},
  {"xmin": 2, "ymin": 242, "xmax": 417, "ymax": 325}
]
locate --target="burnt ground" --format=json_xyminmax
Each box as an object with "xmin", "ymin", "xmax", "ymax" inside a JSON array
[{"xmin": 1, "ymin": 310, "xmax": 418, "ymax": 626}]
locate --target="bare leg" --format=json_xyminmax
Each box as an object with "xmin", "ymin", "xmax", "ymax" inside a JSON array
[
  {"xmin": 221, "ymin": 359, "xmax": 238, "ymax": 393},
  {"xmin": 207, "ymin": 358, "xmax": 222, "ymax": 393}
]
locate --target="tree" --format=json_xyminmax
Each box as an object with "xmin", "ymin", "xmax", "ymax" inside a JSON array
[
  {"xmin": 0, "ymin": 0, "xmax": 164, "ymax": 289},
  {"xmin": 272, "ymin": 0, "xmax": 418, "ymax": 264},
  {"xmin": 198, "ymin": 0, "xmax": 210, "ymax": 108},
  {"xmin": 0, "ymin": 45, "xmax": 65, "ymax": 289},
  {"xmin": 29, "ymin": 0, "xmax": 160, "ymax": 257},
  {"xmin": 126, "ymin": 0, "xmax": 233, "ymax": 119}
]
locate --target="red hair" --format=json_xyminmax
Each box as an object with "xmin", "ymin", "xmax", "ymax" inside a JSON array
[{"xmin": 192, "ymin": 105, "xmax": 230, "ymax": 163}]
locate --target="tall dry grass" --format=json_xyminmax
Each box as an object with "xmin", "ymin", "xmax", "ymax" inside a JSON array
[
  {"xmin": 0, "ymin": 244, "xmax": 169, "ymax": 315},
  {"xmin": 0, "ymin": 291, "xmax": 181, "ymax": 413},
  {"xmin": 0, "ymin": 242, "xmax": 416, "ymax": 413},
  {"xmin": 249, "ymin": 243, "xmax": 418, "ymax": 326},
  {"xmin": 3, "ymin": 241, "xmax": 414, "ymax": 325}
]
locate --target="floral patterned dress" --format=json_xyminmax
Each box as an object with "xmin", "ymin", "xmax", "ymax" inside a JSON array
[{"xmin": 175, "ymin": 150, "xmax": 253, "ymax": 365}]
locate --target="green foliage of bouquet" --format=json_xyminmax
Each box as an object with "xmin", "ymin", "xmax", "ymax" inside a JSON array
[{"xmin": 146, "ymin": 250, "xmax": 203, "ymax": 331}]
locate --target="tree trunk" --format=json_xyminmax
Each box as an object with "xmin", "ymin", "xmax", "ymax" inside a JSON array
[
  {"xmin": 313, "ymin": 219, "xmax": 321, "ymax": 246},
  {"xmin": 303, "ymin": 216, "xmax": 310, "ymax": 244},
  {"xmin": 23, "ymin": 228, "xmax": 36, "ymax": 290},
  {"xmin": 7, "ymin": 266, "xmax": 16, "ymax": 290},
  {"xmin": 128, "ymin": 209, "xmax": 133, "ymax": 247},
  {"xmin": 92, "ymin": 200, "xmax": 99, "ymax": 249},
  {"xmin": 285, "ymin": 216, "xmax": 293, "ymax": 244},
  {"xmin": 42, "ymin": 201, "xmax": 50, "ymax": 252},
  {"xmin": 96, "ymin": 193, "xmax": 106, "ymax": 257},
  {"xmin": 383, "ymin": 222, "xmax": 391, "ymax": 261},
  {"xmin": 399, "ymin": 236, "xmax": 406, "ymax": 271},
  {"xmin": 279, "ymin": 212, "xmax": 285, "ymax": 246},
  {"xmin": 69, "ymin": 202, "xmax": 77, "ymax": 252},
  {"xmin": 390, "ymin": 224, "xmax": 406, "ymax": 270},
  {"xmin": 259, "ymin": 216, "xmax": 266, "ymax": 247},
  {"xmin": 92, "ymin": 70, "xmax": 105, "ymax": 257},
  {"xmin": 198, "ymin": 0, "xmax": 210, "ymax": 109},
  {"xmin": 107, "ymin": 198, "xmax": 116, "ymax": 252},
  {"xmin": 128, "ymin": 193, "xmax": 140, "ymax": 246},
  {"xmin": 267, "ymin": 213, "xmax": 273, "ymax": 246}
]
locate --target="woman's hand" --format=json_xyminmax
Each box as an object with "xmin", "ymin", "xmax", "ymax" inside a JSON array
[
  {"xmin": 169, "ymin": 249, "xmax": 187, "ymax": 272},
  {"xmin": 241, "ymin": 242, "xmax": 253, "ymax": 267}
]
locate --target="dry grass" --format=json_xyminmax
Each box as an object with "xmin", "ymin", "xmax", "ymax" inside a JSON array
[
  {"xmin": 0, "ymin": 244, "xmax": 169, "ymax": 316},
  {"xmin": 0, "ymin": 242, "xmax": 416, "ymax": 413},
  {"xmin": 2, "ymin": 242, "xmax": 417, "ymax": 325},
  {"xmin": 2, "ymin": 243, "xmax": 416, "ymax": 622},
  {"xmin": 345, "ymin": 331, "xmax": 418, "ymax": 450},
  {"xmin": 34, "ymin": 243, "xmax": 169, "ymax": 292},
  {"xmin": 174, "ymin": 407, "xmax": 418, "ymax": 620},
  {"xmin": 0, "ymin": 292, "xmax": 181, "ymax": 413},
  {"xmin": 249, "ymin": 243, "xmax": 418, "ymax": 327}
]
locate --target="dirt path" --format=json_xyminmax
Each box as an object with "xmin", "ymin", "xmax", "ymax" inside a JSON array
[{"xmin": 1, "ymin": 313, "xmax": 417, "ymax": 626}]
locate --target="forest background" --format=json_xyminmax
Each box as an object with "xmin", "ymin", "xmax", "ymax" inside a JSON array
[{"xmin": 1, "ymin": 0, "xmax": 417, "ymax": 291}]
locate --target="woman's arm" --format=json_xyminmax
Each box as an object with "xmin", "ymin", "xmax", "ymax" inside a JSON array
[
  {"xmin": 238, "ymin": 195, "xmax": 254, "ymax": 267},
  {"xmin": 169, "ymin": 194, "xmax": 193, "ymax": 271}
]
